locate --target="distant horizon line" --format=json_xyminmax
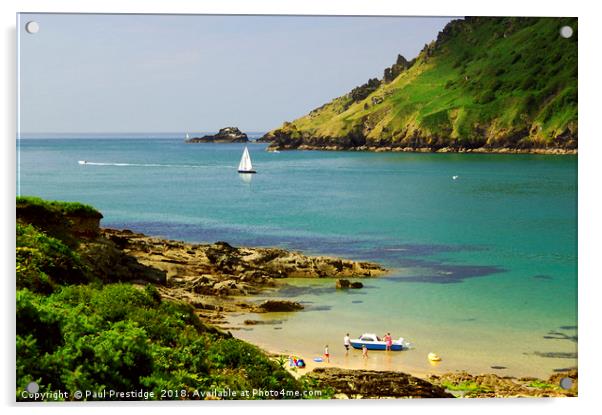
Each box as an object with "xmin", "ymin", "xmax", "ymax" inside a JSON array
[{"xmin": 18, "ymin": 131, "xmax": 268, "ymax": 137}]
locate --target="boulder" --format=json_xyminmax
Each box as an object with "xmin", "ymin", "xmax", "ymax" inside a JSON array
[
  {"xmin": 257, "ymin": 300, "xmax": 304, "ymax": 312},
  {"xmin": 350, "ymin": 281, "xmax": 364, "ymax": 289},
  {"xmin": 336, "ymin": 279, "xmax": 350, "ymax": 289}
]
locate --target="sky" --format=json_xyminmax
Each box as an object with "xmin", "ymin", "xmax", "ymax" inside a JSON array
[{"xmin": 18, "ymin": 14, "xmax": 454, "ymax": 134}]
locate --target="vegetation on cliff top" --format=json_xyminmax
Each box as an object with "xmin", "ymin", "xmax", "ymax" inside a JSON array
[
  {"xmin": 264, "ymin": 17, "xmax": 577, "ymax": 150},
  {"xmin": 16, "ymin": 197, "xmax": 314, "ymax": 400}
]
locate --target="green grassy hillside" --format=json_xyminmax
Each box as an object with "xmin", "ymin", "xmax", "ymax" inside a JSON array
[{"xmin": 263, "ymin": 17, "xmax": 577, "ymax": 151}]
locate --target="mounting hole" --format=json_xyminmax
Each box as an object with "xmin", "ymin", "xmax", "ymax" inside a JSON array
[
  {"xmin": 559, "ymin": 377, "xmax": 573, "ymax": 389},
  {"xmin": 25, "ymin": 21, "xmax": 39, "ymax": 34},
  {"xmin": 559, "ymin": 26, "xmax": 573, "ymax": 39},
  {"xmin": 26, "ymin": 381, "xmax": 39, "ymax": 394}
]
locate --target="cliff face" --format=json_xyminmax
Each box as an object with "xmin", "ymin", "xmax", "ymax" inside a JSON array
[{"xmin": 262, "ymin": 17, "xmax": 577, "ymax": 152}]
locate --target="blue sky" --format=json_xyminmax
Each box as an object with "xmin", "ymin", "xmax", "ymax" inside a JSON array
[{"xmin": 18, "ymin": 14, "xmax": 454, "ymax": 133}]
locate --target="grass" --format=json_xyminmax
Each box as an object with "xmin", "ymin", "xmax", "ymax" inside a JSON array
[
  {"xmin": 268, "ymin": 17, "xmax": 577, "ymax": 149},
  {"xmin": 17, "ymin": 196, "xmax": 102, "ymax": 218}
]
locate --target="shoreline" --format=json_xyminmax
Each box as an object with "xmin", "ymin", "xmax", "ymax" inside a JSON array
[{"xmin": 266, "ymin": 144, "xmax": 577, "ymax": 155}]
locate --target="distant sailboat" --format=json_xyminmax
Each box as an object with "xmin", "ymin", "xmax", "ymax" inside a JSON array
[
  {"xmin": 185, "ymin": 133, "xmax": 190, "ymax": 140},
  {"xmin": 238, "ymin": 146, "xmax": 256, "ymax": 174}
]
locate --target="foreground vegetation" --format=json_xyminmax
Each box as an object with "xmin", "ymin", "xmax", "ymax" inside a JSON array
[
  {"xmin": 16, "ymin": 197, "xmax": 315, "ymax": 400},
  {"xmin": 264, "ymin": 17, "xmax": 577, "ymax": 150}
]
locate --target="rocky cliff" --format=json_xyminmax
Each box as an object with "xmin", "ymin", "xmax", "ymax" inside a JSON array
[{"xmin": 262, "ymin": 17, "xmax": 577, "ymax": 153}]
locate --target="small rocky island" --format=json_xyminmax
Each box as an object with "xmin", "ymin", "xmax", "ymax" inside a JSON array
[{"xmin": 185, "ymin": 127, "xmax": 248, "ymax": 143}]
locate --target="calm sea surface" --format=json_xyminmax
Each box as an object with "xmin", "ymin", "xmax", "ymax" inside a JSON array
[{"xmin": 17, "ymin": 136, "xmax": 577, "ymax": 378}]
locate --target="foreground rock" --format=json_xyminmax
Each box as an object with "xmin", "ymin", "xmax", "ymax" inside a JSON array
[
  {"xmin": 427, "ymin": 369, "xmax": 577, "ymax": 398},
  {"xmin": 304, "ymin": 368, "xmax": 453, "ymax": 399},
  {"xmin": 186, "ymin": 127, "xmax": 248, "ymax": 143}
]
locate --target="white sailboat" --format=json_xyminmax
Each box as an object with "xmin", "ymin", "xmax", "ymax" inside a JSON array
[
  {"xmin": 238, "ymin": 146, "xmax": 256, "ymax": 174},
  {"xmin": 185, "ymin": 133, "xmax": 190, "ymax": 140}
]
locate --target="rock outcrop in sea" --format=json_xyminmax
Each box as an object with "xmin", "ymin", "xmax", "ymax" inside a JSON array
[
  {"xmin": 185, "ymin": 127, "xmax": 248, "ymax": 143},
  {"xmin": 102, "ymin": 228, "xmax": 386, "ymax": 324}
]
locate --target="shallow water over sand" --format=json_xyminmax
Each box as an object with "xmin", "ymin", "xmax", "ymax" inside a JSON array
[{"xmin": 18, "ymin": 137, "xmax": 577, "ymax": 378}]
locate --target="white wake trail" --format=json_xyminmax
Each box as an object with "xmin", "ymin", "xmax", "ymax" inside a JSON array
[{"xmin": 78, "ymin": 161, "xmax": 233, "ymax": 168}]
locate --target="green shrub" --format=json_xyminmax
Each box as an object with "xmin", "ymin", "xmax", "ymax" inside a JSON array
[
  {"xmin": 16, "ymin": 284, "xmax": 308, "ymax": 400},
  {"xmin": 16, "ymin": 223, "xmax": 90, "ymax": 292}
]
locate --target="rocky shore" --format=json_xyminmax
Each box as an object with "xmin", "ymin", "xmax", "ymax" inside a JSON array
[
  {"xmin": 302, "ymin": 368, "xmax": 577, "ymax": 399},
  {"xmin": 185, "ymin": 127, "xmax": 248, "ymax": 143},
  {"xmin": 268, "ymin": 144, "xmax": 577, "ymax": 155},
  {"xmin": 427, "ymin": 369, "xmax": 578, "ymax": 398},
  {"xmin": 101, "ymin": 228, "xmax": 386, "ymax": 324},
  {"xmin": 263, "ymin": 136, "xmax": 577, "ymax": 155}
]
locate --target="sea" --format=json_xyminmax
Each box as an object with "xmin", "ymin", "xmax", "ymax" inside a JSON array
[{"xmin": 17, "ymin": 133, "xmax": 578, "ymax": 379}]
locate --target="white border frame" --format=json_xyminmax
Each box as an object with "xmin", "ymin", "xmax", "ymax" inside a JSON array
[{"xmin": 3, "ymin": 1, "xmax": 600, "ymax": 415}]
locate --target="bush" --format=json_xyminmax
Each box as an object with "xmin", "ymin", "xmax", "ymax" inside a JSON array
[
  {"xmin": 16, "ymin": 284, "xmax": 307, "ymax": 400},
  {"xmin": 16, "ymin": 223, "xmax": 90, "ymax": 291}
]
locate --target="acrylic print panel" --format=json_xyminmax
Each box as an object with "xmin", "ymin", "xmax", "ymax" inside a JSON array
[{"xmin": 16, "ymin": 14, "xmax": 578, "ymax": 401}]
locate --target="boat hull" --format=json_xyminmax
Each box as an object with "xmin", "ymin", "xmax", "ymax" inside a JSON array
[
  {"xmin": 350, "ymin": 341, "xmax": 404, "ymax": 351},
  {"xmin": 238, "ymin": 170, "xmax": 256, "ymax": 174}
]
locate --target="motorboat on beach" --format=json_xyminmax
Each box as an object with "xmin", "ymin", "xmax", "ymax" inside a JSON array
[{"xmin": 350, "ymin": 333, "xmax": 409, "ymax": 351}]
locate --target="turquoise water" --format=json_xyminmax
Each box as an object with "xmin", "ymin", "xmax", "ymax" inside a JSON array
[{"xmin": 17, "ymin": 137, "xmax": 577, "ymax": 378}]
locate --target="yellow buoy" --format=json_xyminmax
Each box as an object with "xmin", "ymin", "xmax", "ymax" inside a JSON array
[{"xmin": 428, "ymin": 352, "xmax": 442, "ymax": 362}]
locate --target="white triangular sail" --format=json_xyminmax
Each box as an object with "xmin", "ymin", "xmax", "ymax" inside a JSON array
[
  {"xmin": 238, "ymin": 146, "xmax": 254, "ymax": 172},
  {"xmin": 185, "ymin": 133, "xmax": 190, "ymax": 140}
]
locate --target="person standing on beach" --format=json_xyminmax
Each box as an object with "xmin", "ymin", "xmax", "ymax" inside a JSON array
[
  {"xmin": 384, "ymin": 332, "xmax": 392, "ymax": 351},
  {"xmin": 362, "ymin": 344, "xmax": 368, "ymax": 359},
  {"xmin": 343, "ymin": 333, "xmax": 351, "ymax": 355},
  {"xmin": 324, "ymin": 345, "xmax": 330, "ymax": 363}
]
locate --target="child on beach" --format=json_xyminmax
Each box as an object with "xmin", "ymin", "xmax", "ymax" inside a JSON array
[
  {"xmin": 362, "ymin": 344, "xmax": 368, "ymax": 359},
  {"xmin": 324, "ymin": 345, "xmax": 330, "ymax": 363}
]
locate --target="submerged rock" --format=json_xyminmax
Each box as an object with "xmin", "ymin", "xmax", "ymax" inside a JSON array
[
  {"xmin": 256, "ymin": 300, "xmax": 304, "ymax": 312},
  {"xmin": 336, "ymin": 279, "xmax": 364, "ymax": 289},
  {"xmin": 335, "ymin": 279, "xmax": 350, "ymax": 289}
]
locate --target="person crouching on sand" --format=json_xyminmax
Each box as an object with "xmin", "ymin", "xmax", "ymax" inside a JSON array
[
  {"xmin": 362, "ymin": 344, "xmax": 368, "ymax": 359},
  {"xmin": 324, "ymin": 345, "xmax": 330, "ymax": 363}
]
